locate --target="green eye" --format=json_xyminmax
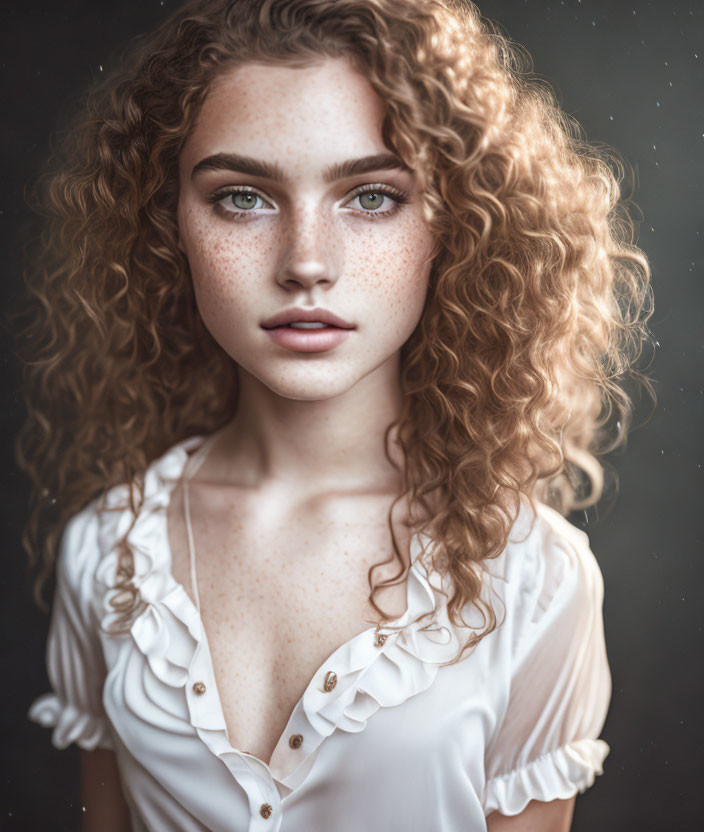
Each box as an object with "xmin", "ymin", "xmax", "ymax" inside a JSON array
[
  {"xmin": 359, "ymin": 192, "xmax": 385, "ymax": 210},
  {"xmin": 232, "ymin": 192, "xmax": 260, "ymax": 210}
]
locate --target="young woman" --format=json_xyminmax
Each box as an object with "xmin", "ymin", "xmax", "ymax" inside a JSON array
[{"xmin": 17, "ymin": 0, "xmax": 653, "ymax": 830}]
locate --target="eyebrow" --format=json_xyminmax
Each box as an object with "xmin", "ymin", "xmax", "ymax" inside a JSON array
[{"xmin": 190, "ymin": 151, "xmax": 410, "ymax": 182}]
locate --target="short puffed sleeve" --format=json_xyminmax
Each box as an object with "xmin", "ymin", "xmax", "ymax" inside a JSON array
[
  {"xmin": 483, "ymin": 504, "xmax": 612, "ymax": 816},
  {"xmin": 28, "ymin": 502, "xmax": 114, "ymax": 751}
]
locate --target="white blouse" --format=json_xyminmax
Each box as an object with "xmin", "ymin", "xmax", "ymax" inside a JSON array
[{"xmin": 29, "ymin": 433, "xmax": 612, "ymax": 832}]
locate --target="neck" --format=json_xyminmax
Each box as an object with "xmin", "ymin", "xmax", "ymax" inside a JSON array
[{"xmin": 210, "ymin": 356, "xmax": 407, "ymax": 499}]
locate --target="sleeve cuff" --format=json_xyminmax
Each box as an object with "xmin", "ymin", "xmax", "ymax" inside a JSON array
[
  {"xmin": 483, "ymin": 737, "xmax": 610, "ymax": 816},
  {"xmin": 28, "ymin": 692, "xmax": 114, "ymax": 751}
]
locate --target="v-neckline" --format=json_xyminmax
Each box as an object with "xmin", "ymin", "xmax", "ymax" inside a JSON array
[{"xmin": 158, "ymin": 433, "xmax": 431, "ymax": 782}]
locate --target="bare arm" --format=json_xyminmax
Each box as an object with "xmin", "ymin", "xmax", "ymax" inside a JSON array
[
  {"xmin": 486, "ymin": 796, "xmax": 576, "ymax": 832},
  {"xmin": 79, "ymin": 749, "xmax": 132, "ymax": 832}
]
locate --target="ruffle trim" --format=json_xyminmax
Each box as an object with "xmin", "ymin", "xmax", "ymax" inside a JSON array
[
  {"xmin": 301, "ymin": 551, "xmax": 469, "ymax": 738},
  {"xmin": 91, "ymin": 433, "xmax": 486, "ymax": 771},
  {"xmin": 94, "ymin": 434, "xmax": 203, "ymax": 631},
  {"xmin": 28, "ymin": 692, "xmax": 114, "ymax": 751},
  {"xmin": 483, "ymin": 737, "xmax": 610, "ymax": 816}
]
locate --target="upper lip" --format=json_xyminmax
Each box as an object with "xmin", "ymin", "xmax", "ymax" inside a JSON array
[{"xmin": 261, "ymin": 307, "xmax": 355, "ymax": 329}]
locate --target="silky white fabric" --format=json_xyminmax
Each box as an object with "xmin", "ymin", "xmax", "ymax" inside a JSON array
[{"xmin": 29, "ymin": 433, "xmax": 612, "ymax": 831}]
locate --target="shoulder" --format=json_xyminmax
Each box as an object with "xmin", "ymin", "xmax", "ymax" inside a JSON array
[
  {"xmin": 55, "ymin": 433, "xmax": 210, "ymax": 605},
  {"xmin": 46, "ymin": 496, "xmax": 112, "ymax": 636},
  {"xmin": 489, "ymin": 497, "xmax": 602, "ymax": 589},
  {"xmin": 482, "ymin": 497, "xmax": 605, "ymax": 646},
  {"xmin": 55, "ymin": 496, "xmax": 105, "ymax": 596}
]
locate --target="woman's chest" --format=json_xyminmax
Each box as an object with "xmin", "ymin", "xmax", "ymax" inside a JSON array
[
  {"xmin": 197, "ymin": 568, "xmax": 407, "ymax": 766},
  {"xmin": 166, "ymin": 490, "xmax": 413, "ymax": 767}
]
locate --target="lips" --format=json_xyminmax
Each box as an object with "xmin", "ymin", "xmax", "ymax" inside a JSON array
[
  {"xmin": 263, "ymin": 323, "xmax": 352, "ymax": 353},
  {"xmin": 261, "ymin": 307, "xmax": 355, "ymax": 329}
]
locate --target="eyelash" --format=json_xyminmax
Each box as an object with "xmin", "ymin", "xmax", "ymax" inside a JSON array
[{"xmin": 206, "ymin": 184, "xmax": 410, "ymax": 222}]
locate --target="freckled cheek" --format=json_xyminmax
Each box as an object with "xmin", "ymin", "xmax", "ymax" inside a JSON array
[
  {"xmin": 351, "ymin": 219, "xmax": 432, "ymax": 326},
  {"xmin": 185, "ymin": 225, "xmax": 274, "ymax": 310}
]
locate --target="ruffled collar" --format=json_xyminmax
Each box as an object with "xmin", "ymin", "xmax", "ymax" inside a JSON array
[
  {"xmin": 95, "ymin": 434, "xmax": 204, "ymax": 631},
  {"xmin": 93, "ymin": 433, "xmax": 485, "ymax": 791}
]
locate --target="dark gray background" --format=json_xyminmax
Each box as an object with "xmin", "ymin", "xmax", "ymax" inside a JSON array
[{"xmin": 2, "ymin": 1, "xmax": 702, "ymax": 829}]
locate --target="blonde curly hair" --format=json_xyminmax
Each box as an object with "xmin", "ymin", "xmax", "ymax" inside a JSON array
[{"xmin": 12, "ymin": 0, "xmax": 654, "ymax": 662}]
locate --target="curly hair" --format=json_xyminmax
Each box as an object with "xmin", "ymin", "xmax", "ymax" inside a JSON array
[{"xmin": 11, "ymin": 0, "xmax": 654, "ymax": 663}]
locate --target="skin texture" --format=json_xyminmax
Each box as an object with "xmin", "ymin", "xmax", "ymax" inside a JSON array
[
  {"xmin": 486, "ymin": 797, "xmax": 577, "ymax": 831},
  {"xmin": 171, "ymin": 53, "xmax": 435, "ymax": 771},
  {"xmin": 80, "ymin": 59, "xmax": 578, "ymax": 831},
  {"xmin": 177, "ymin": 57, "xmax": 435, "ymax": 496}
]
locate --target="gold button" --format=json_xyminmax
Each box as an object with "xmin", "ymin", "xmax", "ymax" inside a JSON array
[
  {"xmin": 260, "ymin": 803, "xmax": 272, "ymax": 819},
  {"xmin": 192, "ymin": 681, "xmax": 206, "ymax": 695},
  {"xmin": 323, "ymin": 670, "xmax": 337, "ymax": 692},
  {"xmin": 289, "ymin": 733, "xmax": 303, "ymax": 749}
]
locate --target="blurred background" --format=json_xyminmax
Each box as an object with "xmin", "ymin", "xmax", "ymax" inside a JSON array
[{"xmin": 1, "ymin": 1, "xmax": 701, "ymax": 829}]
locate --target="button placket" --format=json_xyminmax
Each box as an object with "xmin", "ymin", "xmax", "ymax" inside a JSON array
[
  {"xmin": 268, "ymin": 705, "xmax": 323, "ymax": 786},
  {"xmin": 228, "ymin": 753, "xmax": 282, "ymax": 829},
  {"xmin": 271, "ymin": 628, "xmax": 406, "ymax": 788},
  {"xmin": 252, "ymin": 789, "xmax": 283, "ymax": 831},
  {"xmin": 185, "ymin": 637, "xmax": 226, "ymax": 734},
  {"xmin": 185, "ymin": 634, "xmax": 288, "ymax": 829}
]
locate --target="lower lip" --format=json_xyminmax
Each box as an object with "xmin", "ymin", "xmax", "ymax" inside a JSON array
[{"xmin": 262, "ymin": 325, "xmax": 353, "ymax": 353}]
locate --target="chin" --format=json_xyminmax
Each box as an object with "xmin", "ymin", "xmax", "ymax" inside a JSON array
[{"xmin": 248, "ymin": 363, "xmax": 365, "ymax": 402}]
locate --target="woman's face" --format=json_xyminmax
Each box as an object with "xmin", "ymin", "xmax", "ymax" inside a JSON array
[{"xmin": 177, "ymin": 57, "xmax": 434, "ymax": 401}]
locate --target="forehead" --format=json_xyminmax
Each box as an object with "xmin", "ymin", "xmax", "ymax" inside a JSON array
[{"xmin": 181, "ymin": 57, "xmax": 388, "ymax": 176}]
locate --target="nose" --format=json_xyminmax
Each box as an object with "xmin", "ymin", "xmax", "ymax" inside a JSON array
[{"xmin": 276, "ymin": 206, "xmax": 341, "ymax": 291}]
